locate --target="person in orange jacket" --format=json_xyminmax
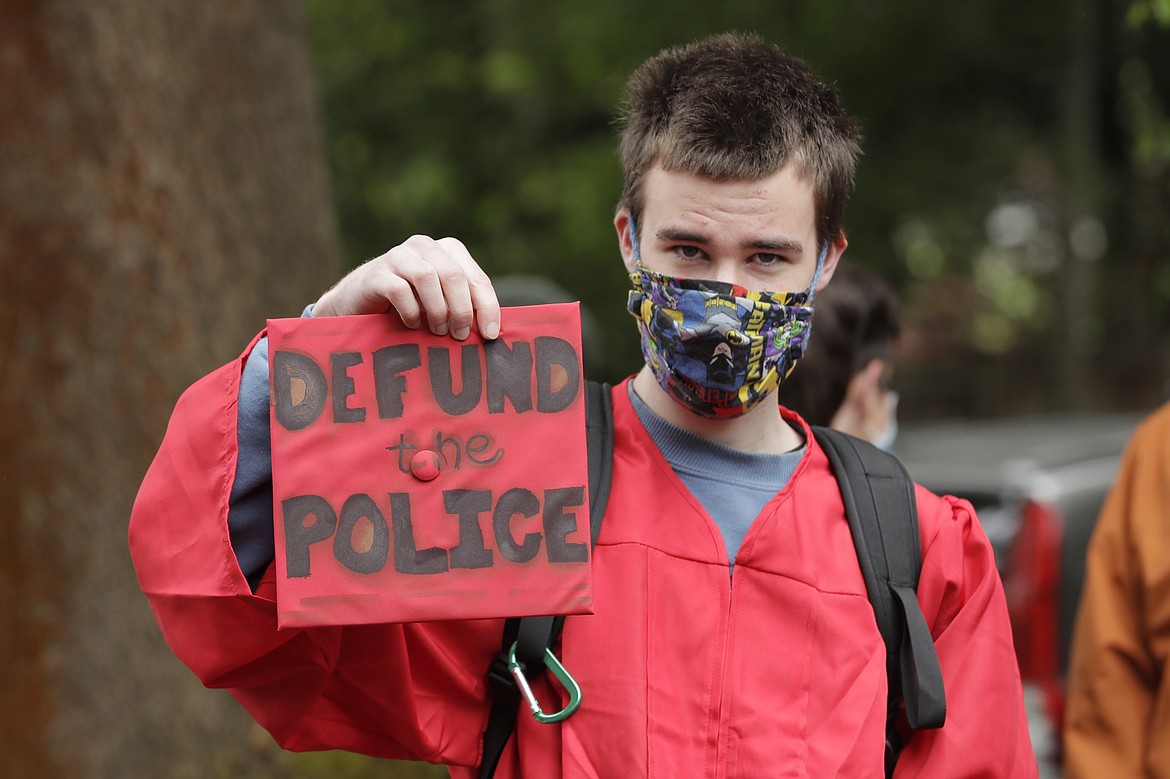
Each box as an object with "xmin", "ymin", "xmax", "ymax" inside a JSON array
[
  {"xmin": 1065, "ymin": 400, "xmax": 1170, "ymax": 777},
  {"xmin": 130, "ymin": 33, "xmax": 1037, "ymax": 777}
]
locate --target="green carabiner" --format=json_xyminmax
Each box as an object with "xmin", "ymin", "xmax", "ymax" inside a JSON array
[{"xmin": 506, "ymin": 641, "xmax": 582, "ymax": 724}]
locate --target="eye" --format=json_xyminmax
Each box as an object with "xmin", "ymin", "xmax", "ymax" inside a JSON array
[
  {"xmin": 753, "ymin": 252, "xmax": 786, "ymax": 267},
  {"xmin": 672, "ymin": 245, "xmax": 707, "ymax": 262}
]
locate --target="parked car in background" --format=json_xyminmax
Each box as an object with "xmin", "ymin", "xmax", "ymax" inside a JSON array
[{"xmin": 894, "ymin": 413, "xmax": 1142, "ymax": 776}]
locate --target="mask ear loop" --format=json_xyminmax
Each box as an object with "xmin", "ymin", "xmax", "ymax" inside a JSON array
[
  {"xmin": 628, "ymin": 213, "xmax": 643, "ymax": 265},
  {"xmin": 806, "ymin": 241, "xmax": 829, "ymax": 304}
]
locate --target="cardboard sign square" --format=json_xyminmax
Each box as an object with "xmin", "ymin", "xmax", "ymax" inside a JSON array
[{"xmin": 267, "ymin": 303, "xmax": 592, "ymax": 628}]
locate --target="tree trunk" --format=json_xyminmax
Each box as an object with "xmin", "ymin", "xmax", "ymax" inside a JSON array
[{"xmin": 0, "ymin": 1, "xmax": 339, "ymax": 775}]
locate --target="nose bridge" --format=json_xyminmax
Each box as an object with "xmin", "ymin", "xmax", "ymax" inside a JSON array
[{"xmin": 708, "ymin": 255, "xmax": 744, "ymax": 287}]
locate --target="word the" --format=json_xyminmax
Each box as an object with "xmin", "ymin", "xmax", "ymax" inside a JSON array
[{"xmin": 386, "ymin": 430, "xmax": 504, "ymax": 473}]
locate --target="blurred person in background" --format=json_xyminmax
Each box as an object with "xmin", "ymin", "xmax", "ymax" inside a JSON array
[
  {"xmin": 1064, "ymin": 400, "xmax": 1170, "ymax": 777},
  {"xmin": 779, "ymin": 259, "xmax": 901, "ymax": 448},
  {"xmin": 492, "ymin": 274, "xmax": 604, "ymax": 378}
]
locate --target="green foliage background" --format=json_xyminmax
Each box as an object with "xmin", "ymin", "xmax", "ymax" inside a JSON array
[{"xmin": 307, "ymin": 0, "xmax": 1170, "ymax": 422}]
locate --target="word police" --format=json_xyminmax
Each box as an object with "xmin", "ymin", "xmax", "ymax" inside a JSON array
[{"xmin": 282, "ymin": 486, "xmax": 589, "ymax": 576}]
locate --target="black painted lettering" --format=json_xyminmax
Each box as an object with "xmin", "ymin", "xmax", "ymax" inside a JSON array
[
  {"xmin": 534, "ymin": 336, "xmax": 581, "ymax": 413},
  {"xmin": 444, "ymin": 489, "xmax": 494, "ymax": 569},
  {"xmin": 434, "ymin": 430, "xmax": 462, "ymax": 469},
  {"xmin": 544, "ymin": 486, "xmax": 588, "ymax": 563},
  {"xmin": 272, "ymin": 351, "xmax": 328, "ymax": 431},
  {"xmin": 333, "ymin": 493, "xmax": 390, "ymax": 574},
  {"xmin": 484, "ymin": 339, "xmax": 533, "ymax": 413},
  {"xmin": 373, "ymin": 344, "xmax": 421, "ymax": 419},
  {"xmin": 429, "ymin": 344, "xmax": 482, "ymax": 416},
  {"xmin": 389, "ymin": 492, "xmax": 449, "ymax": 574},
  {"xmin": 385, "ymin": 433, "xmax": 416, "ymax": 475},
  {"xmin": 465, "ymin": 433, "xmax": 503, "ymax": 466},
  {"xmin": 282, "ymin": 494, "xmax": 338, "ymax": 578},
  {"xmin": 331, "ymin": 352, "xmax": 366, "ymax": 423},
  {"xmin": 493, "ymin": 487, "xmax": 542, "ymax": 563}
]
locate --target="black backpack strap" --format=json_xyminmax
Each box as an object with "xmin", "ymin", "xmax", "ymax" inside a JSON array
[
  {"xmin": 479, "ymin": 380, "xmax": 613, "ymax": 778},
  {"xmin": 812, "ymin": 427, "xmax": 946, "ymax": 773},
  {"xmin": 583, "ymin": 380, "xmax": 614, "ymax": 547}
]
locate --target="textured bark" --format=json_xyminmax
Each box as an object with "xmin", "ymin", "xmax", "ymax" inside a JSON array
[{"xmin": 0, "ymin": 1, "xmax": 339, "ymax": 776}]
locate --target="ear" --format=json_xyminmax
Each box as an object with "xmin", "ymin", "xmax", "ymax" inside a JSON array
[
  {"xmin": 814, "ymin": 232, "xmax": 848, "ymax": 293},
  {"xmin": 614, "ymin": 209, "xmax": 636, "ymax": 274},
  {"xmin": 831, "ymin": 357, "xmax": 887, "ymax": 438},
  {"xmin": 858, "ymin": 358, "xmax": 885, "ymax": 397}
]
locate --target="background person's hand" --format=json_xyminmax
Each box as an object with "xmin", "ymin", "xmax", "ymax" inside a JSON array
[{"xmin": 313, "ymin": 235, "xmax": 501, "ymax": 341}]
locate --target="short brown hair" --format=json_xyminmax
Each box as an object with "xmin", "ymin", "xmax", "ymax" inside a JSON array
[{"xmin": 618, "ymin": 32, "xmax": 861, "ymax": 249}]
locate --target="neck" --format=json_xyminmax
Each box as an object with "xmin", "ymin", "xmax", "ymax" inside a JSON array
[
  {"xmin": 829, "ymin": 403, "xmax": 868, "ymax": 441},
  {"xmin": 631, "ymin": 367, "xmax": 802, "ymax": 454}
]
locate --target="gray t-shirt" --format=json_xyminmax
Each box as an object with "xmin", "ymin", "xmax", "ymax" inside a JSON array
[{"xmin": 626, "ymin": 384, "xmax": 803, "ymax": 566}]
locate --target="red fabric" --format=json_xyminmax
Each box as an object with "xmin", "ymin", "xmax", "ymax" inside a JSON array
[{"xmin": 129, "ymin": 340, "xmax": 1037, "ymax": 777}]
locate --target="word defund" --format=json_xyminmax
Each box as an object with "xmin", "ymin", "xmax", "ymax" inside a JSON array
[{"xmin": 272, "ymin": 336, "xmax": 581, "ymax": 431}]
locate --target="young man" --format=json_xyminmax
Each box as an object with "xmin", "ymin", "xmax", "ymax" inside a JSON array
[{"xmin": 130, "ymin": 33, "xmax": 1036, "ymax": 777}]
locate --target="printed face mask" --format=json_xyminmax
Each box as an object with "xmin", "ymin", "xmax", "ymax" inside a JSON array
[{"xmin": 624, "ymin": 217, "xmax": 823, "ymax": 418}]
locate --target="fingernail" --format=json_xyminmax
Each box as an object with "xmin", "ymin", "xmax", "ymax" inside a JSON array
[
  {"xmin": 483, "ymin": 322, "xmax": 500, "ymax": 340},
  {"xmin": 433, "ymin": 321, "xmax": 448, "ymax": 336},
  {"xmin": 453, "ymin": 326, "xmax": 470, "ymax": 340}
]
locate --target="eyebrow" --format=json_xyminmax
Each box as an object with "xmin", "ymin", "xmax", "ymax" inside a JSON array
[{"xmin": 655, "ymin": 227, "xmax": 804, "ymax": 255}]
